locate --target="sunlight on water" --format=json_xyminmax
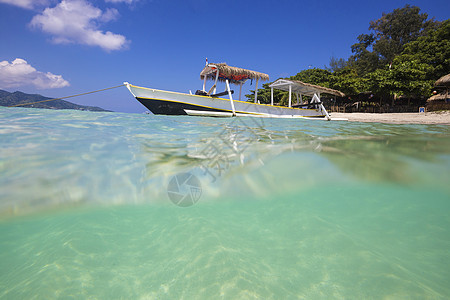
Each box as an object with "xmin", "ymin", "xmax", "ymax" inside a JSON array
[{"xmin": 1, "ymin": 107, "xmax": 449, "ymax": 298}]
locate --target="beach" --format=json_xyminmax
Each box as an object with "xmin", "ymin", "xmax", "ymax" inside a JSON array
[{"xmin": 331, "ymin": 111, "xmax": 450, "ymax": 125}]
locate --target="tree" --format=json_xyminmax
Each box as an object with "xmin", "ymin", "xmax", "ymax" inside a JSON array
[
  {"xmin": 290, "ymin": 68, "xmax": 332, "ymax": 86},
  {"xmin": 330, "ymin": 67, "xmax": 368, "ymax": 96},
  {"xmin": 328, "ymin": 56, "xmax": 348, "ymax": 72},
  {"xmin": 390, "ymin": 60, "xmax": 434, "ymax": 97},
  {"xmin": 369, "ymin": 5, "xmax": 438, "ymax": 63},
  {"xmin": 348, "ymin": 34, "xmax": 380, "ymax": 76},
  {"xmin": 365, "ymin": 69, "xmax": 395, "ymax": 101},
  {"xmin": 369, "ymin": 19, "xmax": 450, "ymax": 100},
  {"xmin": 395, "ymin": 19, "xmax": 450, "ymax": 80},
  {"xmin": 349, "ymin": 5, "xmax": 439, "ymax": 76}
]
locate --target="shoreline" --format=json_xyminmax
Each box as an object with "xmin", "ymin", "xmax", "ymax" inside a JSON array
[{"xmin": 330, "ymin": 111, "xmax": 450, "ymax": 125}]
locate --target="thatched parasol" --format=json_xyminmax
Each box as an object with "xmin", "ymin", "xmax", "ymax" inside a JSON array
[
  {"xmin": 434, "ymin": 74, "xmax": 450, "ymax": 87},
  {"xmin": 200, "ymin": 63, "xmax": 269, "ymax": 84}
]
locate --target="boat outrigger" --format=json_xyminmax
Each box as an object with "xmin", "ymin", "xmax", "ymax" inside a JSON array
[{"xmin": 125, "ymin": 62, "xmax": 345, "ymax": 120}]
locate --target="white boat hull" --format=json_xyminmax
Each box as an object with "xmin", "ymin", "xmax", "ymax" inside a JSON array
[{"xmin": 125, "ymin": 83, "xmax": 328, "ymax": 118}]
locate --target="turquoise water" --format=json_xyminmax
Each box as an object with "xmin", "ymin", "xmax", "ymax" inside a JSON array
[{"xmin": 1, "ymin": 107, "xmax": 449, "ymax": 299}]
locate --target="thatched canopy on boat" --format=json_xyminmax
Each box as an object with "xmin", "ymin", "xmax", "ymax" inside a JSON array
[
  {"xmin": 435, "ymin": 74, "xmax": 450, "ymax": 87},
  {"xmin": 269, "ymin": 79, "xmax": 345, "ymax": 97},
  {"xmin": 200, "ymin": 63, "xmax": 269, "ymax": 85}
]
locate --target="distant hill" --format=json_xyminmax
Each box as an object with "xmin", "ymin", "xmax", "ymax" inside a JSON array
[{"xmin": 0, "ymin": 89, "xmax": 110, "ymax": 112}]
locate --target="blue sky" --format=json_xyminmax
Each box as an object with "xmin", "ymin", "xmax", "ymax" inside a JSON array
[{"xmin": 0, "ymin": 0, "xmax": 448, "ymax": 113}]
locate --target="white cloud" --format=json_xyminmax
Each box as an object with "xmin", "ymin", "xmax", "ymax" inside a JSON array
[
  {"xmin": 29, "ymin": 0, "xmax": 129, "ymax": 51},
  {"xmin": 0, "ymin": 0, "xmax": 51, "ymax": 10},
  {"xmin": 0, "ymin": 58, "xmax": 70, "ymax": 89}
]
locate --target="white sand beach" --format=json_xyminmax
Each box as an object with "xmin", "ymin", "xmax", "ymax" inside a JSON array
[{"xmin": 330, "ymin": 111, "xmax": 450, "ymax": 125}]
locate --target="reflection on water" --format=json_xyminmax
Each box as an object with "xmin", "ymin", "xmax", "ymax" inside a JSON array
[
  {"xmin": 0, "ymin": 107, "xmax": 449, "ymax": 298},
  {"xmin": 313, "ymin": 133, "xmax": 450, "ymax": 183},
  {"xmin": 137, "ymin": 117, "xmax": 450, "ymax": 198}
]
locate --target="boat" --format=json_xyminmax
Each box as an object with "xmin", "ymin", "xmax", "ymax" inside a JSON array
[{"xmin": 125, "ymin": 62, "xmax": 345, "ymax": 120}]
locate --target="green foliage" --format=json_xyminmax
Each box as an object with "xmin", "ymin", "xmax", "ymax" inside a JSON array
[
  {"xmin": 364, "ymin": 60, "xmax": 434, "ymax": 99},
  {"xmin": 348, "ymin": 33, "xmax": 380, "ymax": 76},
  {"xmin": 348, "ymin": 51, "xmax": 380, "ymax": 77},
  {"xmin": 390, "ymin": 61, "xmax": 435, "ymax": 97},
  {"xmin": 366, "ymin": 69, "xmax": 395, "ymax": 97},
  {"xmin": 328, "ymin": 56, "xmax": 348, "ymax": 72},
  {"xmin": 348, "ymin": 5, "xmax": 439, "ymax": 76},
  {"xmin": 290, "ymin": 68, "xmax": 332, "ymax": 86},
  {"xmin": 331, "ymin": 67, "xmax": 368, "ymax": 95},
  {"xmin": 369, "ymin": 4, "xmax": 437, "ymax": 63},
  {"xmin": 396, "ymin": 19, "xmax": 450, "ymax": 80}
]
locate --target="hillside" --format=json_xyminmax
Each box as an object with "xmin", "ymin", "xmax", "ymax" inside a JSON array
[{"xmin": 0, "ymin": 90, "xmax": 109, "ymax": 112}]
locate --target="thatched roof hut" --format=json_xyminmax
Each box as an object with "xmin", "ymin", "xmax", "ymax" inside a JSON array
[
  {"xmin": 200, "ymin": 63, "xmax": 269, "ymax": 85},
  {"xmin": 427, "ymin": 93, "xmax": 449, "ymax": 101},
  {"xmin": 427, "ymin": 73, "xmax": 450, "ymax": 103},
  {"xmin": 427, "ymin": 74, "xmax": 450, "ymax": 111},
  {"xmin": 435, "ymin": 74, "xmax": 450, "ymax": 87}
]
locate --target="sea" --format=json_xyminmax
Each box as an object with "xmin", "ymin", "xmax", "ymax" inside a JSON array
[{"xmin": 1, "ymin": 106, "xmax": 449, "ymax": 299}]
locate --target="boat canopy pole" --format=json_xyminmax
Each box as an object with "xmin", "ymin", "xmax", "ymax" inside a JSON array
[
  {"xmin": 239, "ymin": 83, "xmax": 243, "ymax": 101},
  {"xmin": 322, "ymin": 103, "xmax": 331, "ymax": 120},
  {"xmin": 213, "ymin": 68, "xmax": 219, "ymax": 94},
  {"xmin": 270, "ymin": 87, "xmax": 273, "ymax": 106},
  {"xmin": 288, "ymin": 84, "xmax": 292, "ymax": 108},
  {"xmin": 207, "ymin": 64, "xmax": 220, "ymax": 95},
  {"xmin": 254, "ymin": 78, "xmax": 259, "ymax": 103},
  {"xmin": 226, "ymin": 79, "xmax": 236, "ymax": 116},
  {"xmin": 312, "ymin": 93, "xmax": 331, "ymax": 120}
]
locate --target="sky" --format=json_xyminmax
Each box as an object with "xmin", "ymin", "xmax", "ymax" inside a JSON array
[{"xmin": 0, "ymin": 0, "xmax": 449, "ymax": 113}]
